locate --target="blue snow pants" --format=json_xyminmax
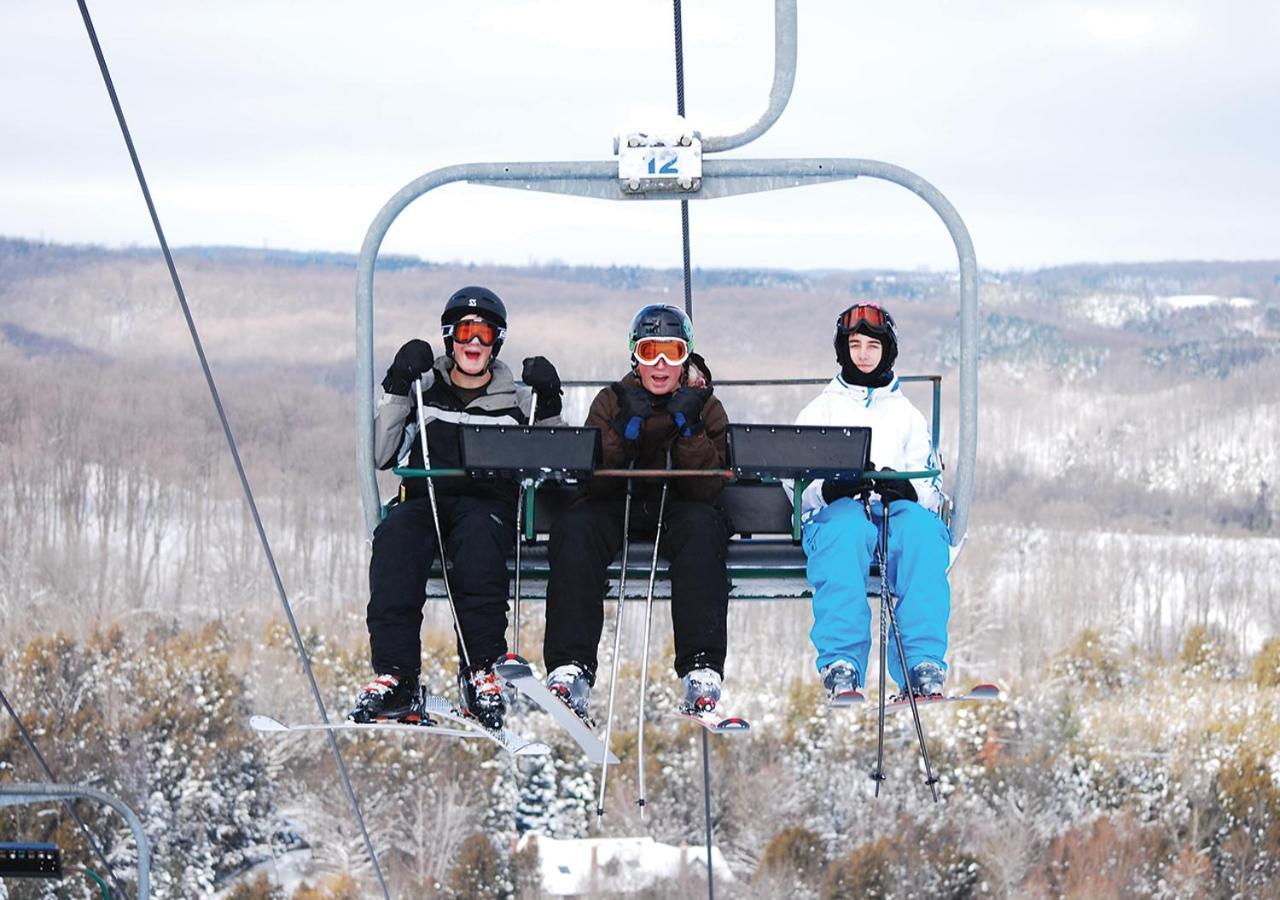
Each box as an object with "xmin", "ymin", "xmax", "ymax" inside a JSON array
[{"xmin": 802, "ymin": 498, "xmax": 951, "ymax": 688}]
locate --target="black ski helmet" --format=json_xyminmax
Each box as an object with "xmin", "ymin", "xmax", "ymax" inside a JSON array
[
  {"xmin": 834, "ymin": 302, "xmax": 898, "ymax": 385},
  {"xmin": 628, "ymin": 304, "xmax": 694, "ymax": 366},
  {"xmin": 441, "ymin": 286, "xmax": 508, "ymax": 358}
]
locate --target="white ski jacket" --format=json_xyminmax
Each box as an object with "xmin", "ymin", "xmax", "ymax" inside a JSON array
[{"xmin": 784, "ymin": 374, "xmax": 944, "ymax": 518}]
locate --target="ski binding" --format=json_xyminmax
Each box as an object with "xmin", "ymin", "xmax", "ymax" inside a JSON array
[
  {"xmin": 418, "ymin": 693, "xmax": 550, "ymax": 757},
  {"xmin": 495, "ymin": 653, "xmax": 620, "ymax": 764},
  {"xmin": 828, "ymin": 688, "xmax": 867, "ymax": 708},
  {"xmin": 670, "ymin": 709, "xmax": 751, "ymax": 734}
]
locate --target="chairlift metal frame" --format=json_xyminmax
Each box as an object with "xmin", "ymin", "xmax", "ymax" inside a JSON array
[{"xmin": 354, "ymin": 0, "xmax": 977, "ymax": 549}]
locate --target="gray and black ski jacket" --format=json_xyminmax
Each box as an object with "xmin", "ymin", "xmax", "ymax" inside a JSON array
[{"xmin": 374, "ymin": 356, "xmax": 565, "ymax": 504}]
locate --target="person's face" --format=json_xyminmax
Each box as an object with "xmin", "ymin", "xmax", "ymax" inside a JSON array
[
  {"xmin": 847, "ymin": 333, "xmax": 883, "ymax": 374},
  {"xmin": 453, "ymin": 314, "xmax": 495, "ymax": 375},
  {"xmin": 637, "ymin": 357, "xmax": 682, "ymax": 395}
]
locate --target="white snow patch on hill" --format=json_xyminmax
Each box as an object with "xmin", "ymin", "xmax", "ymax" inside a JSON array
[{"xmin": 1159, "ymin": 294, "xmax": 1256, "ymax": 310}]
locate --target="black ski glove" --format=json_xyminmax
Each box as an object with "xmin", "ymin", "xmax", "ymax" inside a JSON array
[
  {"xmin": 381, "ymin": 339, "xmax": 435, "ymax": 396},
  {"xmin": 665, "ymin": 386, "xmax": 709, "ymax": 438},
  {"xmin": 522, "ymin": 356, "xmax": 563, "ymax": 418},
  {"xmin": 821, "ymin": 477, "xmax": 868, "ymax": 504},
  {"xmin": 612, "ymin": 385, "xmax": 654, "ymax": 443},
  {"xmin": 875, "ymin": 467, "xmax": 919, "ymax": 504}
]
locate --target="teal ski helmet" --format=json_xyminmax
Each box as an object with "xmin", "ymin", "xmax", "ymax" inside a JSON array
[{"xmin": 628, "ymin": 304, "xmax": 694, "ymax": 367}]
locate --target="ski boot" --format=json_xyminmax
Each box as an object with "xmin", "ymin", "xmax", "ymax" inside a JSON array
[
  {"xmin": 821, "ymin": 661, "xmax": 860, "ymax": 702},
  {"xmin": 680, "ymin": 668, "xmax": 722, "ymax": 715},
  {"xmin": 907, "ymin": 660, "xmax": 946, "ymax": 699},
  {"xmin": 459, "ymin": 667, "xmax": 506, "ymax": 730},
  {"xmin": 546, "ymin": 663, "xmax": 592, "ymax": 722},
  {"xmin": 348, "ymin": 673, "xmax": 423, "ymax": 724}
]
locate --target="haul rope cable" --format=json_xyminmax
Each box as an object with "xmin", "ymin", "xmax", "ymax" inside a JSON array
[
  {"xmin": 73, "ymin": 2, "xmax": 390, "ymax": 895},
  {"xmin": 671, "ymin": 2, "xmax": 717, "ymax": 896}
]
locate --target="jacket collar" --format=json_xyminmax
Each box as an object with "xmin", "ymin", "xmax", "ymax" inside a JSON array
[
  {"xmin": 827, "ymin": 372, "xmax": 901, "ymax": 407},
  {"xmin": 432, "ymin": 357, "xmax": 518, "ymax": 409}
]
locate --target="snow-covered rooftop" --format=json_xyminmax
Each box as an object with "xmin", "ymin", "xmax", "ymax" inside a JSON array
[{"xmin": 520, "ymin": 834, "xmax": 735, "ymax": 896}]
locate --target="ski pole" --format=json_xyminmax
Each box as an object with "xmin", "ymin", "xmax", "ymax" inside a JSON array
[
  {"xmin": 864, "ymin": 493, "xmax": 888, "ymax": 795},
  {"xmin": 512, "ymin": 478, "xmax": 530, "ymax": 657},
  {"xmin": 414, "ymin": 378, "xmax": 473, "ymax": 675},
  {"xmin": 596, "ymin": 464, "xmax": 636, "ymax": 819},
  {"xmin": 512, "ymin": 390, "xmax": 540, "ymax": 658},
  {"xmin": 878, "ymin": 497, "xmax": 941, "ymax": 802},
  {"xmin": 636, "ymin": 453, "xmax": 672, "ymax": 815}
]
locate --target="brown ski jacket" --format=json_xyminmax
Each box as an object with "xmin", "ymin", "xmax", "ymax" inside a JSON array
[{"xmin": 583, "ymin": 371, "xmax": 729, "ymax": 503}]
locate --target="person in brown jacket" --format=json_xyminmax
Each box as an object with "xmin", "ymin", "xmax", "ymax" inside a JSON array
[{"xmin": 542, "ymin": 304, "xmax": 731, "ymax": 718}]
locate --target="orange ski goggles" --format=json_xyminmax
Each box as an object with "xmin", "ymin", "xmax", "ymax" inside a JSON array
[
  {"xmin": 633, "ymin": 336, "xmax": 690, "ymax": 366},
  {"xmin": 839, "ymin": 303, "xmax": 892, "ymax": 331},
  {"xmin": 444, "ymin": 319, "xmax": 503, "ymax": 346}
]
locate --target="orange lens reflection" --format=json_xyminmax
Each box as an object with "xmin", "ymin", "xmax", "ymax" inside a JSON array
[
  {"xmin": 841, "ymin": 305, "xmax": 887, "ymax": 329},
  {"xmin": 453, "ymin": 320, "xmax": 498, "ymax": 345},
  {"xmin": 634, "ymin": 337, "xmax": 689, "ymax": 365}
]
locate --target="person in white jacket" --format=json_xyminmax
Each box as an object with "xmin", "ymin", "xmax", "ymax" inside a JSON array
[{"xmin": 788, "ymin": 302, "xmax": 951, "ymax": 702}]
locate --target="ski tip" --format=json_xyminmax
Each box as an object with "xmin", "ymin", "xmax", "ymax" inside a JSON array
[
  {"xmin": 968, "ymin": 683, "xmax": 1004, "ymax": 699},
  {"xmin": 515, "ymin": 741, "xmax": 552, "ymax": 757},
  {"xmin": 249, "ymin": 715, "xmax": 288, "ymax": 732},
  {"xmin": 718, "ymin": 717, "xmax": 751, "ymax": 732}
]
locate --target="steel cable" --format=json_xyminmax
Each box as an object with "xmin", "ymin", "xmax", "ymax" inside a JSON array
[{"xmin": 72, "ymin": 2, "xmax": 390, "ymax": 895}]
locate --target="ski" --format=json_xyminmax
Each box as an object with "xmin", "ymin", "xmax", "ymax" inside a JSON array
[
  {"xmin": 828, "ymin": 689, "xmax": 867, "ymax": 708},
  {"xmin": 418, "ymin": 693, "xmax": 551, "ymax": 757},
  {"xmin": 248, "ymin": 713, "xmax": 480, "ymax": 741},
  {"xmin": 495, "ymin": 654, "xmax": 620, "ymax": 765},
  {"xmin": 669, "ymin": 710, "xmax": 751, "ymax": 734},
  {"xmin": 881, "ymin": 683, "xmax": 1002, "ymax": 714}
]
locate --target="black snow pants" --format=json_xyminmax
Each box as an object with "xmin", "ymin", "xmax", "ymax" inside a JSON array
[
  {"xmin": 543, "ymin": 496, "xmax": 730, "ymax": 682},
  {"xmin": 367, "ymin": 495, "xmax": 513, "ymax": 677}
]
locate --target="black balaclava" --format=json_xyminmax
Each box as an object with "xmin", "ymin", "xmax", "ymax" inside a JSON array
[{"xmin": 834, "ymin": 305, "xmax": 898, "ymax": 388}]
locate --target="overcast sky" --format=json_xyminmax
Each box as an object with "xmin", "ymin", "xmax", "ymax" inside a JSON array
[{"xmin": 3, "ymin": 1, "xmax": 1277, "ymax": 271}]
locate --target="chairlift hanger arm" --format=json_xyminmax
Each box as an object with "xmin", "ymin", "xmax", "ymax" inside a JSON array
[
  {"xmin": 357, "ymin": 165, "xmax": 976, "ymax": 547},
  {"xmin": 700, "ymin": 0, "xmax": 797, "ymax": 153}
]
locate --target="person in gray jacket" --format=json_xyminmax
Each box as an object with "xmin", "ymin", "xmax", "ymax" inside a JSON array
[{"xmin": 349, "ymin": 286, "xmax": 564, "ymax": 730}]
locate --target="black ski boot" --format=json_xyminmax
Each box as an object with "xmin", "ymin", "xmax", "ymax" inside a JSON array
[
  {"xmin": 459, "ymin": 667, "xmax": 506, "ymax": 730},
  {"xmin": 348, "ymin": 673, "xmax": 423, "ymax": 724},
  {"xmin": 547, "ymin": 663, "xmax": 593, "ymax": 722}
]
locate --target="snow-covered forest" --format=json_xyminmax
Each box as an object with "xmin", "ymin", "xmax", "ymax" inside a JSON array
[{"xmin": 2, "ymin": 240, "xmax": 1279, "ymax": 897}]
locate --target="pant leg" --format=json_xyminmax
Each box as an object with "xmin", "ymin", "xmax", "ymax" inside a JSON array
[
  {"xmin": 802, "ymin": 498, "xmax": 877, "ymax": 682},
  {"xmin": 661, "ymin": 501, "xmax": 730, "ymax": 678},
  {"xmin": 442, "ymin": 496, "xmax": 515, "ymax": 673},
  {"xmin": 367, "ymin": 498, "xmax": 438, "ymax": 677},
  {"xmin": 544, "ymin": 498, "xmax": 626, "ymax": 682},
  {"xmin": 882, "ymin": 500, "xmax": 951, "ymax": 688}
]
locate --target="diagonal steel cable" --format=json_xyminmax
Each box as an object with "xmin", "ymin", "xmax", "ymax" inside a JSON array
[
  {"xmin": 673, "ymin": 0, "xmax": 694, "ymax": 317},
  {"xmin": 673, "ymin": 4, "xmax": 714, "ymax": 898},
  {"xmin": 0, "ymin": 685, "xmax": 131, "ymax": 899},
  {"xmin": 72, "ymin": 2, "xmax": 390, "ymax": 895}
]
